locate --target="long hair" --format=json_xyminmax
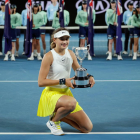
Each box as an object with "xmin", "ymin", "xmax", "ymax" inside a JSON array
[{"xmin": 51, "ymin": 27, "xmax": 69, "ymax": 49}]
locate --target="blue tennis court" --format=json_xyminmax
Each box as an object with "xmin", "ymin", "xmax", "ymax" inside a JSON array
[{"xmin": 0, "ymin": 34, "xmax": 140, "ymax": 140}]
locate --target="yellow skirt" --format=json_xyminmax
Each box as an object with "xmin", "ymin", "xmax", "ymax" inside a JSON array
[{"xmin": 37, "ymin": 86, "xmax": 83, "ymax": 117}]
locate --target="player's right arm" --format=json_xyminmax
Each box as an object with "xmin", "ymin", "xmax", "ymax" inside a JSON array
[{"xmin": 38, "ymin": 52, "xmax": 59, "ymax": 87}]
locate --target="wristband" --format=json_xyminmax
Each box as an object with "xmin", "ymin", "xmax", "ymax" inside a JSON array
[
  {"xmin": 59, "ymin": 78, "xmax": 66, "ymax": 85},
  {"xmin": 87, "ymin": 74, "xmax": 94, "ymax": 79}
]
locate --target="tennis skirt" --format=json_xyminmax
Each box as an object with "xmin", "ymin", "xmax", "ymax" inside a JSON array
[{"xmin": 37, "ymin": 87, "xmax": 83, "ymax": 117}]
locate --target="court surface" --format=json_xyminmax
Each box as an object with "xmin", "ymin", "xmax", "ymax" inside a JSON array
[{"xmin": 0, "ymin": 33, "xmax": 140, "ymax": 140}]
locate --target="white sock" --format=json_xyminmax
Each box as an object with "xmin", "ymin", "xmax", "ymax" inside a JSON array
[
  {"xmin": 5, "ymin": 54, "xmax": 8, "ymax": 57},
  {"xmin": 130, "ymin": 50, "xmax": 132, "ymax": 54},
  {"xmin": 12, "ymin": 54, "xmax": 14, "ymax": 57},
  {"xmin": 109, "ymin": 52, "xmax": 112, "ymax": 56},
  {"xmin": 31, "ymin": 52, "xmax": 34, "ymax": 57},
  {"xmin": 37, "ymin": 53, "xmax": 41, "ymax": 57},
  {"xmin": 43, "ymin": 49, "xmax": 46, "ymax": 53},
  {"xmin": 114, "ymin": 50, "xmax": 116, "ymax": 54},
  {"xmin": 134, "ymin": 52, "xmax": 137, "ymax": 57},
  {"xmin": 34, "ymin": 50, "xmax": 37, "ymax": 53},
  {"xmin": 16, "ymin": 51, "xmax": 18, "ymax": 53}
]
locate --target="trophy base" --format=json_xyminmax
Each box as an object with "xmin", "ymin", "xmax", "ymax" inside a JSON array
[{"xmin": 73, "ymin": 84, "xmax": 91, "ymax": 88}]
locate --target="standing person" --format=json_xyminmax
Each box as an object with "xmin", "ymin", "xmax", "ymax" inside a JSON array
[
  {"xmin": 131, "ymin": 4, "xmax": 140, "ymax": 60},
  {"xmin": 105, "ymin": 11, "xmax": 116, "ymax": 56},
  {"xmin": 27, "ymin": 3, "xmax": 44, "ymax": 61},
  {"xmin": 0, "ymin": 1, "xmax": 5, "ymax": 56},
  {"xmin": 127, "ymin": 8, "xmax": 136, "ymax": 57},
  {"xmin": 38, "ymin": 2, "xmax": 47, "ymax": 56},
  {"xmin": 122, "ymin": 1, "xmax": 133, "ymax": 55},
  {"xmin": 21, "ymin": 4, "xmax": 27, "ymax": 55},
  {"xmin": 47, "ymin": 0, "xmax": 59, "ymax": 49},
  {"xmin": 75, "ymin": 0, "xmax": 96, "ymax": 48},
  {"xmin": 13, "ymin": 4, "xmax": 22, "ymax": 57},
  {"xmin": 4, "ymin": 5, "xmax": 18, "ymax": 61},
  {"xmin": 52, "ymin": 9, "xmax": 70, "ymax": 29},
  {"xmin": 37, "ymin": 27, "xmax": 95, "ymax": 135},
  {"xmin": 106, "ymin": 0, "xmax": 118, "ymax": 60}
]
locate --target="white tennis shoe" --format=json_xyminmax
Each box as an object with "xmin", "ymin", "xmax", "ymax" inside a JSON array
[
  {"xmin": 0, "ymin": 52, "xmax": 3, "ymax": 56},
  {"xmin": 4, "ymin": 55, "xmax": 8, "ymax": 61},
  {"xmin": 46, "ymin": 121, "xmax": 64, "ymax": 136}
]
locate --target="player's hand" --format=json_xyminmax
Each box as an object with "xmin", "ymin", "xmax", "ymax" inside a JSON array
[
  {"xmin": 89, "ymin": 77, "xmax": 95, "ymax": 88},
  {"xmin": 33, "ymin": 24, "xmax": 35, "ymax": 28},
  {"xmin": 85, "ymin": 22, "xmax": 88, "ymax": 26},
  {"xmin": 66, "ymin": 77, "xmax": 75, "ymax": 89}
]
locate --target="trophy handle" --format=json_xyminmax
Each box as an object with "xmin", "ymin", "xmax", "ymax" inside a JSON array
[{"xmin": 72, "ymin": 47, "xmax": 76, "ymax": 53}]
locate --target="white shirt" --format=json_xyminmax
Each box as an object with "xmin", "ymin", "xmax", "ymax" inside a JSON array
[{"xmin": 47, "ymin": 49, "xmax": 73, "ymax": 89}]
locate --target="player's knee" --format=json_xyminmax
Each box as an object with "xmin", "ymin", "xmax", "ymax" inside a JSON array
[
  {"xmin": 65, "ymin": 99, "xmax": 77, "ymax": 112},
  {"xmin": 80, "ymin": 123, "xmax": 93, "ymax": 133}
]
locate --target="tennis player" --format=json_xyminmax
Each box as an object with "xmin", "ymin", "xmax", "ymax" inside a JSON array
[
  {"xmin": 37, "ymin": 28, "xmax": 95, "ymax": 135},
  {"xmin": 131, "ymin": 4, "xmax": 140, "ymax": 60}
]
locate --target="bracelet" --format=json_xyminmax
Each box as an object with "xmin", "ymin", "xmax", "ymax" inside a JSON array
[
  {"xmin": 59, "ymin": 78, "xmax": 66, "ymax": 85},
  {"xmin": 87, "ymin": 74, "xmax": 94, "ymax": 79}
]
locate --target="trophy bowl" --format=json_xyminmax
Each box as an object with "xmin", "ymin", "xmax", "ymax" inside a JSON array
[{"xmin": 72, "ymin": 47, "xmax": 91, "ymax": 88}]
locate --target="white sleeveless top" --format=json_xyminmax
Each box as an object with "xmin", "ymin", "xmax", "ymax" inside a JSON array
[{"xmin": 47, "ymin": 49, "xmax": 73, "ymax": 89}]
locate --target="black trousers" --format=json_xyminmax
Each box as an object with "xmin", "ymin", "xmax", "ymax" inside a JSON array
[
  {"xmin": 23, "ymin": 29, "xmax": 26, "ymax": 52},
  {"xmin": 0, "ymin": 28, "xmax": 4, "ymax": 52},
  {"xmin": 124, "ymin": 28, "xmax": 130, "ymax": 51}
]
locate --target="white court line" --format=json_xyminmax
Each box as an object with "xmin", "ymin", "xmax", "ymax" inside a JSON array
[
  {"xmin": 0, "ymin": 132, "xmax": 140, "ymax": 135},
  {"xmin": 0, "ymin": 80, "xmax": 140, "ymax": 83}
]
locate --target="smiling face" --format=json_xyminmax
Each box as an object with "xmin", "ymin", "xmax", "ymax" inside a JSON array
[{"xmin": 53, "ymin": 36, "xmax": 70, "ymax": 50}]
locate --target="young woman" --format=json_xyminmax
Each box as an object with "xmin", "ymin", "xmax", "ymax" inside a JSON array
[
  {"xmin": 27, "ymin": 3, "xmax": 44, "ymax": 61},
  {"xmin": 13, "ymin": 4, "xmax": 22, "ymax": 57},
  {"xmin": 52, "ymin": 8, "xmax": 70, "ymax": 29},
  {"xmin": 75, "ymin": 0, "xmax": 95, "ymax": 60},
  {"xmin": 106, "ymin": 0, "xmax": 122, "ymax": 60},
  {"xmin": 75, "ymin": 0, "xmax": 95, "ymax": 48},
  {"xmin": 127, "ymin": 8, "xmax": 137, "ymax": 57},
  {"xmin": 122, "ymin": 1, "xmax": 133, "ymax": 55},
  {"xmin": 38, "ymin": 2, "xmax": 47, "ymax": 56},
  {"xmin": 131, "ymin": 5, "xmax": 140, "ymax": 60},
  {"xmin": 37, "ymin": 28, "xmax": 95, "ymax": 135},
  {"xmin": 4, "ymin": 5, "xmax": 18, "ymax": 61}
]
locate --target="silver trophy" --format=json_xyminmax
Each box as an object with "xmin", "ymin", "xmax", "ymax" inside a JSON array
[{"xmin": 72, "ymin": 47, "xmax": 91, "ymax": 88}]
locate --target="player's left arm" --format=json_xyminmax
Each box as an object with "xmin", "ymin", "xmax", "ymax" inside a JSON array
[{"xmin": 68, "ymin": 50, "xmax": 95, "ymax": 88}]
